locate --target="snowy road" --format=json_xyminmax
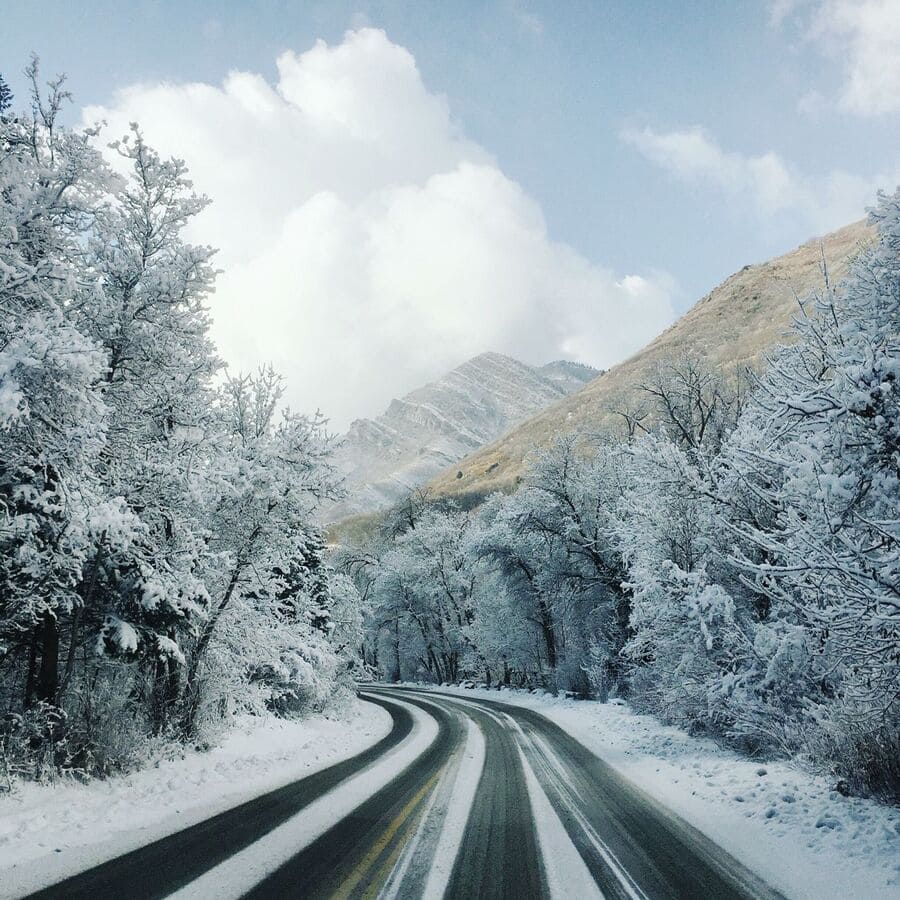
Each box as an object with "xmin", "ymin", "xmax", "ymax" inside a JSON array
[{"xmin": 25, "ymin": 687, "xmax": 784, "ymax": 900}]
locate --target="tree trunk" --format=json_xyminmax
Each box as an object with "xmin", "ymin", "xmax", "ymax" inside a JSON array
[
  {"xmin": 180, "ymin": 556, "xmax": 248, "ymax": 737},
  {"xmin": 392, "ymin": 618, "xmax": 401, "ymax": 682},
  {"xmin": 24, "ymin": 631, "xmax": 38, "ymax": 709},
  {"xmin": 36, "ymin": 612, "xmax": 59, "ymax": 705},
  {"xmin": 538, "ymin": 598, "xmax": 557, "ymax": 669},
  {"xmin": 152, "ymin": 654, "xmax": 181, "ymax": 733},
  {"xmin": 57, "ymin": 605, "xmax": 81, "ymax": 701},
  {"xmin": 426, "ymin": 646, "xmax": 443, "ymax": 683},
  {"xmin": 59, "ymin": 545, "xmax": 105, "ymax": 702}
]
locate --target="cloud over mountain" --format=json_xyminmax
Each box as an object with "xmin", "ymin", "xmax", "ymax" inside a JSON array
[
  {"xmin": 621, "ymin": 124, "xmax": 898, "ymax": 234},
  {"xmin": 83, "ymin": 28, "xmax": 675, "ymax": 428}
]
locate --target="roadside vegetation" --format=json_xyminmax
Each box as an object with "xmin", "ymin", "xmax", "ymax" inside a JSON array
[
  {"xmin": 344, "ymin": 193, "xmax": 900, "ymax": 801},
  {"xmin": 0, "ymin": 67, "xmax": 362, "ymax": 784}
]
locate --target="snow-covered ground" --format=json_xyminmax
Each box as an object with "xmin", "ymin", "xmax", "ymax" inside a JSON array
[
  {"xmin": 168, "ymin": 694, "xmax": 439, "ymax": 900},
  {"xmin": 0, "ymin": 698, "xmax": 391, "ymax": 898},
  {"xmin": 420, "ymin": 684, "xmax": 900, "ymax": 900},
  {"xmin": 1, "ymin": 685, "xmax": 896, "ymax": 900}
]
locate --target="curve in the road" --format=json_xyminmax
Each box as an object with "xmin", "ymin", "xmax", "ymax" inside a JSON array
[
  {"xmin": 243, "ymin": 691, "xmax": 466, "ymax": 899},
  {"xmin": 24, "ymin": 694, "xmax": 414, "ymax": 900},
  {"xmin": 387, "ymin": 686, "xmax": 784, "ymax": 900}
]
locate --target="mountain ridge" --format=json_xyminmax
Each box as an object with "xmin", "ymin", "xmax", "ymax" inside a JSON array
[
  {"xmin": 419, "ymin": 218, "xmax": 875, "ymax": 503},
  {"xmin": 322, "ymin": 351, "xmax": 598, "ymax": 521}
]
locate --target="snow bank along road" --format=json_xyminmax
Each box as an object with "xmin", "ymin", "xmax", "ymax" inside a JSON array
[{"xmin": 24, "ymin": 687, "xmax": 784, "ymax": 900}]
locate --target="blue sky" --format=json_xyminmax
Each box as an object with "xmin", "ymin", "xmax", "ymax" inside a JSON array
[{"xmin": 3, "ymin": 1, "xmax": 899, "ymax": 425}]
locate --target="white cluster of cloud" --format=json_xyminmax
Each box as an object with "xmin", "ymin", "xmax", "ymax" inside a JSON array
[
  {"xmin": 773, "ymin": 0, "xmax": 900, "ymax": 116},
  {"xmin": 621, "ymin": 124, "xmax": 899, "ymax": 234},
  {"xmin": 82, "ymin": 28, "xmax": 673, "ymax": 429}
]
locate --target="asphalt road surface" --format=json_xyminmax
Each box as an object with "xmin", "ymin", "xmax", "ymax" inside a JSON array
[{"xmin": 25, "ymin": 686, "xmax": 785, "ymax": 900}]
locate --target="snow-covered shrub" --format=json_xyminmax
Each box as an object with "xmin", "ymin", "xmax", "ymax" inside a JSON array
[
  {"xmin": 582, "ymin": 639, "xmax": 619, "ymax": 701},
  {"xmin": 0, "ymin": 703, "xmax": 68, "ymax": 784},
  {"xmin": 62, "ymin": 667, "xmax": 169, "ymax": 778},
  {"xmin": 818, "ymin": 717, "xmax": 900, "ymax": 803}
]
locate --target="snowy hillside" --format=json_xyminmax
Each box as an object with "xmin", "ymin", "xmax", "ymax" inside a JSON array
[{"xmin": 322, "ymin": 353, "xmax": 598, "ymax": 520}]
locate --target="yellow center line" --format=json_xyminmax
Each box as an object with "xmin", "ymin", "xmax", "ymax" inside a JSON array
[
  {"xmin": 331, "ymin": 766, "xmax": 444, "ymax": 900},
  {"xmin": 358, "ymin": 799, "xmax": 428, "ymax": 900}
]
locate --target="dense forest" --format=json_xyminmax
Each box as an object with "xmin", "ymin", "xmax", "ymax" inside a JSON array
[
  {"xmin": 343, "ymin": 195, "xmax": 900, "ymax": 800},
  {"xmin": 0, "ymin": 67, "xmax": 362, "ymax": 780}
]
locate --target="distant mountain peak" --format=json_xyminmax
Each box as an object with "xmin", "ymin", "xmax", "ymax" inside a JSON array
[
  {"xmin": 321, "ymin": 351, "xmax": 596, "ymax": 522},
  {"xmin": 465, "ymin": 350, "xmax": 519, "ymax": 364},
  {"xmin": 538, "ymin": 359, "xmax": 601, "ymax": 392}
]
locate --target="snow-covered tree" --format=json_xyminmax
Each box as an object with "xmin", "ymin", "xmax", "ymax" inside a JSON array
[
  {"xmin": 466, "ymin": 493, "xmax": 565, "ymax": 685},
  {"xmin": 0, "ymin": 75, "xmax": 12, "ymax": 115},
  {"xmin": 369, "ymin": 504, "xmax": 484, "ymax": 684},
  {"xmin": 617, "ymin": 355, "xmax": 745, "ymax": 455},
  {"xmin": 71, "ymin": 126, "xmax": 221, "ymax": 731},
  {"xmin": 511, "ymin": 435, "xmax": 631, "ymax": 693},
  {"xmin": 179, "ymin": 369, "xmax": 340, "ymax": 735},
  {"xmin": 721, "ymin": 191, "xmax": 899, "ymax": 781},
  {"xmin": 616, "ymin": 435, "xmax": 757, "ymax": 732},
  {"xmin": 0, "ymin": 61, "xmax": 112, "ymax": 712}
]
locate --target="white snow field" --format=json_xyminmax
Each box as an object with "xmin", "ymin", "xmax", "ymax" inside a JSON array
[
  {"xmin": 0, "ymin": 698, "xmax": 391, "ymax": 899},
  {"xmin": 421, "ymin": 685, "xmax": 900, "ymax": 900}
]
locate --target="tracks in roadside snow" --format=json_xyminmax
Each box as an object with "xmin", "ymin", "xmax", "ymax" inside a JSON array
[
  {"xmin": 373, "ymin": 686, "xmax": 785, "ymax": 900},
  {"xmin": 25, "ymin": 686, "xmax": 785, "ymax": 900}
]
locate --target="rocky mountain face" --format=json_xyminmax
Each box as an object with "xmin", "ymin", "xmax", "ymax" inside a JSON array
[{"xmin": 322, "ymin": 352, "xmax": 598, "ymax": 521}]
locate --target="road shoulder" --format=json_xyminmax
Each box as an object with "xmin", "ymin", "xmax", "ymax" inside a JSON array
[{"xmin": 0, "ymin": 698, "xmax": 391, "ymax": 899}]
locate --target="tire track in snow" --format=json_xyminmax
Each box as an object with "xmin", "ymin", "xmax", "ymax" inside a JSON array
[
  {"xmin": 376, "ymin": 697, "xmax": 486, "ymax": 900},
  {"xmin": 175, "ymin": 693, "xmax": 454, "ymax": 899},
  {"xmin": 441, "ymin": 696, "xmax": 545, "ymax": 900},
  {"xmin": 430, "ymin": 693, "xmax": 626, "ymax": 900},
  {"xmin": 518, "ymin": 744, "xmax": 605, "ymax": 900},
  {"xmin": 24, "ymin": 694, "xmax": 415, "ymax": 900},
  {"xmin": 519, "ymin": 728, "xmax": 649, "ymax": 900}
]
